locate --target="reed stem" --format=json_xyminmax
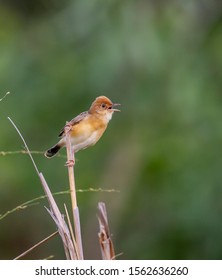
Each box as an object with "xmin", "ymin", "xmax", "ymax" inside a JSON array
[{"xmin": 65, "ymin": 123, "xmax": 84, "ymax": 259}]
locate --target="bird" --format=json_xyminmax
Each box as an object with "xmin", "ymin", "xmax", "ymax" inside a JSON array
[{"xmin": 44, "ymin": 96, "xmax": 120, "ymax": 159}]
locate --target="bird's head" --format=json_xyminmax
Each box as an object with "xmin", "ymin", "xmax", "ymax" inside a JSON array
[{"xmin": 89, "ymin": 96, "xmax": 120, "ymax": 122}]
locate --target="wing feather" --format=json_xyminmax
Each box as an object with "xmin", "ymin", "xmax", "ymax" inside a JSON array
[{"xmin": 58, "ymin": 111, "xmax": 88, "ymax": 137}]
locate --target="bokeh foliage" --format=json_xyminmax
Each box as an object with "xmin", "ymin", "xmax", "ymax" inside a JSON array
[{"xmin": 0, "ymin": 0, "xmax": 222, "ymax": 259}]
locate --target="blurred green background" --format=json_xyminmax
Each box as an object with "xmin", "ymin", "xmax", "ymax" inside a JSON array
[{"xmin": 0, "ymin": 0, "xmax": 222, "ymax": 259}]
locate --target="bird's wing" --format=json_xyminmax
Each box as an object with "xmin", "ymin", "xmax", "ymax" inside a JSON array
[{"xmin": 58, "ymin": 111, "xmax": 88, "ymax": 137}]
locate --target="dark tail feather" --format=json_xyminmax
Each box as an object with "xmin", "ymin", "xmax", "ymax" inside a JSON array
[{"xmin": 44, "ymin": 144, "xmax": 61, "ymax": 158}]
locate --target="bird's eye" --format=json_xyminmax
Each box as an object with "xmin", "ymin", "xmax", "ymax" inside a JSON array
[{"xmin": 101, "ymin": 103, "xmax": 106, "ymax": 108}]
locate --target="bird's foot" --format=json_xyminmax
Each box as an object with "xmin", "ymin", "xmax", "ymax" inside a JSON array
[{"xmin": 65, "ymin": 159, "xmax": 75, "ymax": 167}]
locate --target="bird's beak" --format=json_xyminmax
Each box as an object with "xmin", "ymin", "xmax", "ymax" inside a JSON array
[{"xmin": 112, "ymin": 103, "xmax": 121, "ymax": 112}]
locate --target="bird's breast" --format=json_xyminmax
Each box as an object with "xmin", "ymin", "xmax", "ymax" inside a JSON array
[{"xmin": 69, "ymin": 117, "xmax": 107, "ymax": 152}]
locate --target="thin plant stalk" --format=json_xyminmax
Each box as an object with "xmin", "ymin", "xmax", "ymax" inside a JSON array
[
  {"xmin": 65, "ymin": 123, "xmax": 84, "ymax": 259},
  {"xmin": 65, "ymin": 124, "xmax": 77, "ymax": 209},
  {"xmin": 97, "ymin": 202, "xmax": 115, "ymax": 260},
  {"xmin": 8, "ymin": 117, "xmax": 77, "ymax": 259},
  {"xmin": 14, "ymin": 231, "xmax": 58, "ymax": 260}
]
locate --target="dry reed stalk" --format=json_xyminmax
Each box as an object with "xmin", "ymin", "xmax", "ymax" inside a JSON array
[
  {"xmin": 14, "ymin": 231, "xmax": 58, "ymax": 260},
  {"xmin": 8, "ymin": 117, "xmax": 78, "ymax": 259},
  {"xmin": 97, "ymin": 202, "xmax": 115, "ymax": 260},
  {"xmin": 40, "ymin": 173, "xmax": 77, "ymax": 259},
  {"xmin": 64, "ymin": 204, "xmax": 79, "ymax": 256},
  {"xmin": 64, "ymin": 123, "xmax": 84, "ymax": 259}
]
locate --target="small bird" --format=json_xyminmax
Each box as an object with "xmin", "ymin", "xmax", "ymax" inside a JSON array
[{"xmin": 44, "ymin": 96, "xmax": 120, "ymax": 158}]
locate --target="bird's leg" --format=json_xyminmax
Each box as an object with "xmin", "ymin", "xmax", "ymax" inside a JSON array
[
  {"xmin": 64, "ymin": 121, "xmax": 72, "ymax": 135},
  {"xmin": 64, "ymin": 121, "xmax": 75, "ymax": 167},
  {"xmin": 65, "ymin": 147, "xmax": 75, "ymax": 167},
  {"xmin": 65, "ymin": 149, "xmax": 75, "ymax": 167}
]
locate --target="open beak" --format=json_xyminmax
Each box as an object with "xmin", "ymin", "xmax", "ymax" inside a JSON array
[{"xmin": 112, "ymin": 103, "xmax": 121, "ymax": 112}]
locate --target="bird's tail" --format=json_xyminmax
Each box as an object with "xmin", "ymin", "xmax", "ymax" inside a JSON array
[{"xmin": 44, "ymin": 143, "xmax": 62, "ymax": 158}]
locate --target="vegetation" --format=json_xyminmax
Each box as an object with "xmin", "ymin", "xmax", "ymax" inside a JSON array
[{"xmin": 0, "ymin": 0, "xmax": 222, "ymax": 259}]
